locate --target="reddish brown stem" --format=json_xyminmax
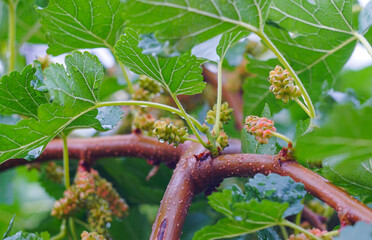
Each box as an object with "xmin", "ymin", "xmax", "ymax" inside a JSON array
[
  {"xmin": 0, "ymin": 134, "xmax": 186, "ymax": 171},
  {"xmin": 1, "ymin": 134, "xmax": 371, "ymax": 239},
  {"xmin": 302, "ymin": 206, "xmax": 327, "ymax": 231},
  {"xmin": 151, "ymin": 153, "xmax": 372, "ymax": 239}
]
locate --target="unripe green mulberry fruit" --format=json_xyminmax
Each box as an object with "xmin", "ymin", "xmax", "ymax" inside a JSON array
[
  {"xmin": 133, "ymin": 114, "xmax": 156, "ymax": 132},
  {"xmin": 153, "ymin": 120, "xmax": 189, "ymax": 147},
  {"xmin": 217, "ymin": 131, "xmax": 229, "ymax": 149},
  {"xmin": 138, "ymin": 75, "xmax": 161, "ymax": 95},
  {"xmin": 205, "ymin": 102, "xmax": 233, "ymax": 125},
  {"xmin": 268, "ymin": 66, "xmax": 301, "ymax": 103},
  {"xmin": 132, "ymin": 87, "xmax": 151, "ymax": 101},
  {"xmin": 245, "ymin": 116, "xmax": 276, "ymax": 144}
]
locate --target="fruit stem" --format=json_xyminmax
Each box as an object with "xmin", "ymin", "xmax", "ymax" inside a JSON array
[{"xmin": 271, "ymin": 132, "xmax": 291, "ymax": 143}]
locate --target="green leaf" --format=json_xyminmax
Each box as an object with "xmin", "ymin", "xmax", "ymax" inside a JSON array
[
  {"xmin": 335, "ymin": 65, "xmax": 372, "ymax": 101},
  {"xmin": 265, "ymin": 0, "xmax": 357, "ymax": 101},
  {"xmin": 296, "ymin": 104, "xmax": 372, "ymax": 197},
  {"xmin": 96, "ymin": 157, "xmax": 172, "ymax": 205},
  {"xmin": 0, "ymin": 52, "xmax": 122, "ymax": 164},
  {"xmin": 125, "ymin": 0, "xmax": 271, "ymax": 51},
  {"xmin": 0, "ymin": 65, "xmax": 48, "ymax": 119},
  {"xmin": 294, "ymin": 118, "xmax": 310, "ymax": 141},
  {"xmin": 217, "ymin": 31, "xmax": 249, "ymax": 61},
  {"xmin": 243, "ymin": 57, "xmax": 284, "ymax": 116},
  {"xmin": 359, "ymin": 0, "xmax": 372, "ymax": 34},
  {"xmin": 114, "ymin": 28, "xmax": 206, "ymax": 96},
  {"xmin": 243, "ymin": 173, "xmax": 306, "ymax": 217},
  {"xmin": 0, "ymin": 0, "xmax": 46, "ymax": 44},
  {"xmin": 1, "ymin": 215, "xmax": 15, "ymax": 239},
  {"xmin": 4, "ymin": 231, "xmax": 50, "ymax": 240},
  {"xmin": 38, "ymin": 0, "xmax": 125, "ymax": 55},
  {"xmin": 296, "ymin": 104, "xmax": 372, "ymax": 164},
  {"xmin": 322, "ymin": 157, "xmax": 372, "ymax": 198},
  {"xmin": 257, "ymin": 228, "xmax": 281, "ymax": 240},
  {"xmin": 125, "ymin": 1, "xmax": 361, "ymax": 102},
  {"xmin": 334, "ymin": 221, "xmax": 372, "ymax": 240},
  {"xmin": 241, "ymin": 130, "xmax": 277, "ymax": 155},
  {"xmin": 193, "ymin": 200, "xmax": 288, "ymax": 240},
  {"xmin": 207, "ymin": 189, "xmax": 233, "ymax": 218}
]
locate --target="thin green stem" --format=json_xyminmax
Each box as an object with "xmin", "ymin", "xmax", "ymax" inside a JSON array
[
  {"xmin": 213, "ymin": 61, "xmax": 223, "ymax": 135},
  {"xmin": 106, "ymin": 44, "xmax": 134, "ymax": 94},
  {"xmin": 257, "ymin": 31, "xmax": 316, "ymax": 119},
  {"xmin": 172, "ymin": 96, "xmax": 209, "ymax": 148},
  {"xmin": 96, "ymin": 100, "xmax": 204, "ymax": 131},
  {"xmin": 185, "ymin": 137, "xmax": 200, "ymax": 143},
  {"xmin": 7, "ymin": 0, "xmax": 18, "ymax": 73},
  {"xmin": 294, "ymin": 210, "xmax": 302, "ymax": 234},
  {"xmin": 271, "ymin": 132, "xmax": 291, "ymax": 143},
  {"xmin": 61, "ymin": 133, "xmax": 70, "ymax": 188},
  {"xmin": 293, "ymin": 97, "xmax": 311, "ymax": 117},
  {"xmin": 280, "ymin": 225, "xmax": 289, "ymax": 240},
  {"xmin": 118, "ymin": 62, "xmax": 134, "ymax": 94},
  {"xmin": 51, "ymin": 220, "xmax": 66, "ymax": 240},
  {"xmin": 355, "ymin": 32, "xmax": 372, "ymax": 58},
  {"xmin": 282, "ymin": 220, "xmax": 322, "ymax": 240},
  {"xmin": 69, "ymin": 218, "xmax": 78, "ymax": 240},
  {"xmin": 74, "ymin": 218, "xmax": 93, "ymax": 231},
  {"xmin": 322, "ymin": 230, "xmax": 339, "ymax": 238}
]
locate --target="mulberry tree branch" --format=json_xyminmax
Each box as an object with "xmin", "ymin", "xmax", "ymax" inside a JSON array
[
  {"xmin": 150, "ymin": 152, "xmax": 372, "ymax": 239},
  {"xmin": 1, "ymin": 134, "xmax": 371, "ymax": 239}
]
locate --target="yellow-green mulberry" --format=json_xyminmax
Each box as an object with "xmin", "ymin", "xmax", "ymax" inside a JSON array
[
  {"xmin": 268, "ymin": 66, "xmax": 301, "ymax": 103},
  {"xmin": 153, "ymin": 120, "xmax": 189, "ymax": 147},
  {"xmin": 138, "ymin": 75, "xmax": 161, "ymax": 95}
]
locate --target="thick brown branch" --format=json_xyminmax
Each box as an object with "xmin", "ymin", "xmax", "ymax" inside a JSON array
[
  {"xmin": 0, "ymin": 134, "xmax": 187, "ymax": 171},
  {"xmin": 151, "ymin": 153, "xmax": 372, "ymax": 239},
  {"xmin": 0, "ymin": 135, "xmax": 241, "ymax": 172}
]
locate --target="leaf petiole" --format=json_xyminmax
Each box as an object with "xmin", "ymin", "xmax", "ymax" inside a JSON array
[
  {"xmin": 293, "ymin": 97, "xmax": 311, "ymax": 117},
  {"xmin": 50, "ymin": 219, "xmax": 66, "ymax": 240},
  {"xmin": 213, "ymin": 61, "xmax": 223, "ymax": 136},
  {"xmin": 61, "ymin": 133, "xmax": 70, "ymax": 188},
  {"xmin": 271, "ymin": 132, "xmax": 291, "ymax": 144},
  {"xmin": 172, "ymin": 96, "xmax": 209, "ymax": 148},
  {"xmin": 7, "ymin": 0, "xmax": 18, "ymax": 73}
]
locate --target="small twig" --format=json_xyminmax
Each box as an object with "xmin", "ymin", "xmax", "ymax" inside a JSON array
[
  {"xmin": 302, "ymin": 206, "xmax": 326, "ymax": 231},
  {"xmin": 203, "ymin": 66, "xmax": 244, "ymax": 130},
  {"xmin": 146, "ymin": 165, "xmax": 160, "ymax": 181}
]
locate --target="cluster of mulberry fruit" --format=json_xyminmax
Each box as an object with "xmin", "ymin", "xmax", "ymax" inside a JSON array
[
  {"xmin": 45, "ymin": 162, "xmax": 64, "ymax": 184},
  {"xmin": 132, "ymin": 75, "xmax": 161, "ymax": 101},
  {"xmin": 268, "ymin": 65, "xmax": 301, "ymax": 103},
  {"xmin": 81, "ymin": 231, "xmax": 106, "ymax": 240},
  {"xmin": 132, "ymin": 113, "xmax": 156, "ymax": 132},
  {"xmin": 205, "ymin": 102, "xmax": 233, "ymax": 128},
  {"xmin": 204, "ymin": 102, "xmax": 233, "ymax": 154},
  {"xmin": 51, "ymin": 163, "xmax": 128, "ymax": 235},
  {"xmin": 288, "ymin": 228, "xmax": 331, "ymax": 240},
  {"xmin": 153, "ymin": 120, "xmax": 189, "ymax": 147},
  {"xmin": 244, "ymin": 116, "xmax": 276, "ymax": 144}
]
